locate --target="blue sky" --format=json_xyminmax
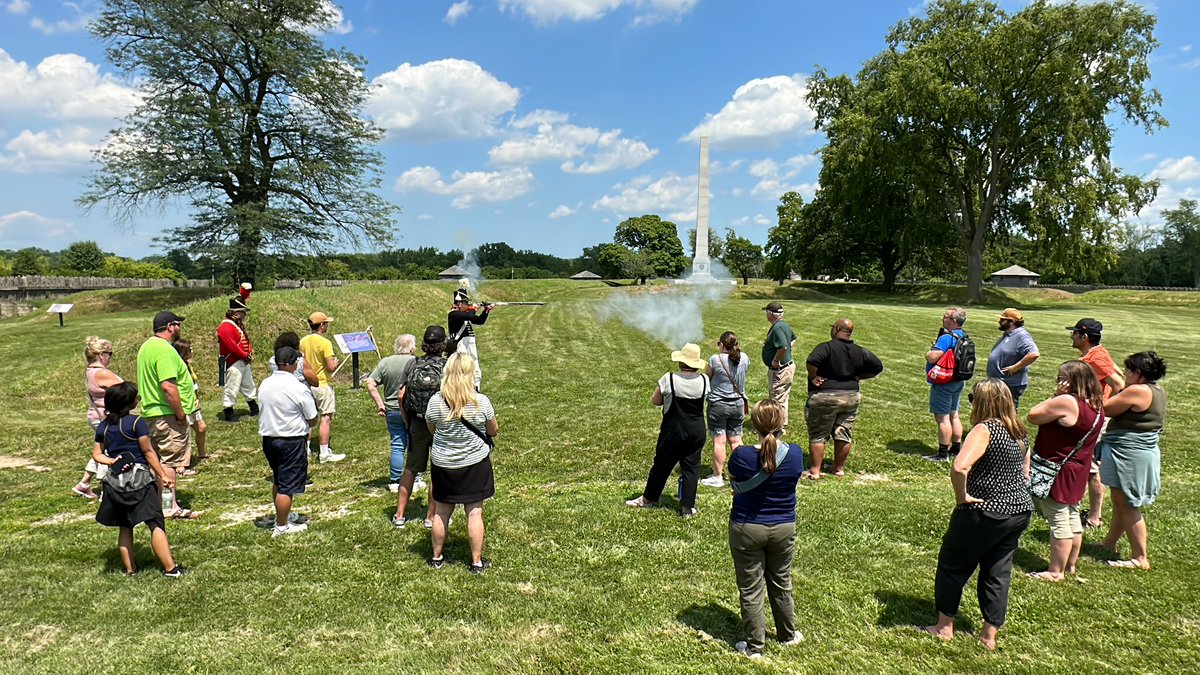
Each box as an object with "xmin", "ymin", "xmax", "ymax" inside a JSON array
[{"xmin": 1, "ymin": 0, "xmax": 1197, "ymax": 261}]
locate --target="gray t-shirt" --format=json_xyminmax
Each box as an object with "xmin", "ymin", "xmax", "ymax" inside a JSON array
[
  {"xmin": 987, "ymin": 327, "xmax": 1039, "ymax": 387},
  {"xmin": 426, "ymin": 391, "xmax": 495, "ymax": 469},
  {"xmin": 367, "ymin": 354, "xmax": 415, "ymax": 411},
  {"xmin": 707, "ymin": 353, "xmax": 749, "ymax": 405},
  {"xmin": 657, "ymin": 371, "xmax": 709, "ymax": 415}
]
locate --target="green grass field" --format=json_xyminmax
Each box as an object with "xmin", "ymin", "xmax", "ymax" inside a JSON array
[{"xmin": 1, "ymin": 280, "xmax": 1197, "ymax": 673}]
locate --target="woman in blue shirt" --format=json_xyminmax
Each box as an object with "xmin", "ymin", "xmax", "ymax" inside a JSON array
[{"xmin": 727, "ymin": 399, "xmax": 806, "ymax": 659}]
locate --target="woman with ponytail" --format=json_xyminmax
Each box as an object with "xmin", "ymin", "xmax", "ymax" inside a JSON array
[
  {"xmin": 75, "ymin": 336, "xmax": 123, "ymax": 499},
  {"xmin": 727, "ymin": 399, "xmax": 805, "ymax": 659},
  {"xmin": 702, "ymin": 331, "xmax": 749, "ymax": 488}
]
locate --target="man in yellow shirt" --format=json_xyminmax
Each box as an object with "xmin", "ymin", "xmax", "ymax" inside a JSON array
[{"xmin": 298, "ymin": 312, "xmax": 345, "ymax": 462}]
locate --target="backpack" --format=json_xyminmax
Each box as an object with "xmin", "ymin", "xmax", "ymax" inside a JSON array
[
  {"xmin": 404, "ymin": 355, "xmax": 445, "ymax": 419},
  {"xmin": 952, "ymin": 333, "xmax": 976, "ymax": 381}
]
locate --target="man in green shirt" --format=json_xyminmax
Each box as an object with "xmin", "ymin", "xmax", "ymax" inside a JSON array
[
  {"xmin": 761, "ymin": 302, "xmax": 797, "ymax": 431},
  {"xmin": 136, "ymin": 311, "xmax": 197, "ymax": 516}
]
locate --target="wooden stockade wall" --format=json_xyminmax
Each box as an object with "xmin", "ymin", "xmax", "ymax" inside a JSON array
[{"xmin": 0, "ymin": 276, "xmax": 211, "ymax": 312}]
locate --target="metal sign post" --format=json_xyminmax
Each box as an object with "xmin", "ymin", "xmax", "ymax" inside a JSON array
[{"xmin": 47, "ymin": 303, "xmax": 74, "ymax": 327}]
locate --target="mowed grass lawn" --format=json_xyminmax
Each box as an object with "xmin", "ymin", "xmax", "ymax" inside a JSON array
[{"xmin": 1, "ymin": 280, "xmax": 1198, "ymax": 673}]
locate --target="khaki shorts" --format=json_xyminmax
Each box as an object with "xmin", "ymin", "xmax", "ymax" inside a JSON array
[
  {"xmin": 148, "ymin": 415, "xmax": 191, "ymax": 468},
  {"xmin": 1038, "ymin": 499, "xmax": 1083, "ymax": 539},
  {"xmin": 805, "ymin": 390, "xmax": 861, "ymax": 444},
  {"xmin": 311, "ymin": 385, "xmax": 336, "ymax": 416}
]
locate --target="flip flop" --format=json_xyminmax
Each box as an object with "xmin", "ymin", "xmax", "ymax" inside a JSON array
[
  {"xmin": 801, "ymin": 472, "xmax": 821, "ymax": 481},
  {"xmin": 831, "ymin": 470, "xmax": 846, "ymax": 477},
  {"xmin": 1025, "ymin": 571, "xmax": 1063, "ymax": 582},
  {"xmin": 1106, "ymin": 559, "xmax": 1148, "ymax": 570},
  {"xmin": 167, "ymin": 508, "xmax": 201, "ymax": 520}
]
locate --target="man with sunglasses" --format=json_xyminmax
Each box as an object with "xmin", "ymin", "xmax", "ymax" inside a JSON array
[
  {"xmin": 136, "ymin": 311, "xmax": 196, "ymax": 517},
  {"xmin": 1069, "ymin": 318, "xmax": 1124, "ymax": 529},
  {"xmin": 987, "ymin": 308, "xmax": 1040, "ymax": 409}
]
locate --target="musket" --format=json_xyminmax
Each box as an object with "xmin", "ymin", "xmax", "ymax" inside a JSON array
[{"xmin": 457, "ymin": 301, "xmax": 546, "ymax": 311}]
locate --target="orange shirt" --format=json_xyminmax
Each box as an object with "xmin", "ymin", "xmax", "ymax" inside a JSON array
[{"xmin": 1081, "ymin": 345, "xmax": 1117, "ymax": 402}]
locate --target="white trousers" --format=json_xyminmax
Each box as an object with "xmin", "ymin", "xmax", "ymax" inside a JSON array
[
  {"xmin": 223, "ymin": 359, "xmax": 257, "ymax": 407},
  {"xmin": 456, "ymin": 336, "xmax": 482, "ymax": 388}
]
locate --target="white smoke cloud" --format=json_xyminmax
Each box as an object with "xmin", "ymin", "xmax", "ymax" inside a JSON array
[{"xmin": 595, "ymin": 269, "xmax": 734, "ymax": 348}]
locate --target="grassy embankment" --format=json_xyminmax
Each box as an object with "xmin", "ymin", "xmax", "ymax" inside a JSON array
[{"xmin": 0, "ymin": 279, "xmax": 1197, "ymax": 672}]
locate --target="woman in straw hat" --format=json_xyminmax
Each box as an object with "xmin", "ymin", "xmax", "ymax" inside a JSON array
[{"xmin": 626, "ymin": 343, "xmax": 710, "ymax": 518}]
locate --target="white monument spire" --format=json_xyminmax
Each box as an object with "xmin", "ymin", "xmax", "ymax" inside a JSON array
[{"xmin": 691, "ymin": 135, "xmax": 714, "ymax": 281}]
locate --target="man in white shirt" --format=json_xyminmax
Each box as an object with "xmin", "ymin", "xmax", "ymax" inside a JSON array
[{"xmin": 258, "ymin": 346, "xmax": 318, "ymax": 536}]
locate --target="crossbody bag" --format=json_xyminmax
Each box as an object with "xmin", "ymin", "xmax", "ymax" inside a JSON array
[
  {"xmin": 1028, "ymin": 405, "xmax": 1102, "ymax": 500},
  {"xmin": 99, "ymin": 417, "xmax": 156, "ymax": 493},
  {"xmin": 730, "ymin": 444, "xmax": 790, "ymax": 494},
  {"xmin": 716, "ymin": 355, "xmax": 749, "ymax": 415},
  {"xmin": 459, "ymin": 416, "xmax": 495, "ymax": 448}
]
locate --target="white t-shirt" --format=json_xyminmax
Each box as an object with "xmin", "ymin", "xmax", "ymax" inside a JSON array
[
  {"xmin": 258, "ymin": 371, "xmax": 317, "ymax": 437},
  {"xmin": 658, "ymin": 371, "xmax": 709, "ymax": 415},
  {"xmin": 426, "ymin": 392, "xmax": 495, "ymax": 469}
]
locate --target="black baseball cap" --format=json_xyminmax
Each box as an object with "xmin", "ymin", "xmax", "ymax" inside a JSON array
[
  {"xmin": 1066, "ymin": 318, "xmax": 1103, "ymax": 335},
  {"xmin": 423, "ymin": 325, "xmax": 447, "ymax": 344},
  {"xmin": 762, "ymin": 302, "xmax": 784, "ymax": 313},
  {"xmin": 274, "ymin": 346, "xmax": 299, "ymax": 366},
  {"xmin": 153, "ymin": 311, "xmax": 185, "ymax": 331}
]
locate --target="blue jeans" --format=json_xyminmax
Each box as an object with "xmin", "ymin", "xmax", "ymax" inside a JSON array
[{"xmin": 385, "ymin": 410, "xmax": 409, "ymax": 482}]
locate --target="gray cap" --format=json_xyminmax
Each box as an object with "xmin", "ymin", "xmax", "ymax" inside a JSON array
[{"xmin": 274, "ymin": 346, "xmax": 299, "ymax": 366}]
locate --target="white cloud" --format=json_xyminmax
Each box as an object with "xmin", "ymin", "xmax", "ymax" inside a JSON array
[
  {"xmin": 683, "ymin": 74, "xmax": 816, "ymax": 149},
  {"xmin": 0, "ymin": 210, "xmax": 75, "ymax": 239},
  {"xmin": 489, "ymin": 110, "xmax": 656, "ymax": 174},
  {"xmin": 498, "ymin": 0, "xmax": 697, "ymax": 25},
  {"xmin": 548, "ymin": 204, "xmax": 576, "ymax": 219},
  {"xmin": 592, "ymin": 172, "xmax": 696, "ymax": 222},
  {"xmin": 0, "ymin": 50, "xmax": 140, "ymax": 121},
  {"xmin": 1149, "ymin": 156, "xmax": 1200, "ymax": 183},
  {"xmin": 0, "ymin": 125, "xmax": 104, "ymax": 174},
  {"xmin": 445, "ymin": 1, "xmax": 472, "ymax": 25},
  {"xmin": 295, "ymin": 1, "xmax": 353, "ymax": 34},
  {"xmin": 395, "ymin": 165, "xmax": 534, "ymax": 209},
  {"xmin": 368, "ymin": 59, "xmax": 519, "ymax": 142},
  {"xmin": 6, "ymin": 0, "xmax": 30, "ymax": 15},
  {"xmin": 745, "ymin": 153, "xmax": 819, "ymax": 200}
]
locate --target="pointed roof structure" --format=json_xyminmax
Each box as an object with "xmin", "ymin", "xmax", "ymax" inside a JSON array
[
  {"xmin": 438, "ymin": 265, "xmax": 470, "ymax": 279},
  {"xmin": 990, "ymin": 264, "xmax": 1040, "ymax": 278},
  {"xmin": 571, "ymin": 270, "xmax": 602, "ymax": 280}
]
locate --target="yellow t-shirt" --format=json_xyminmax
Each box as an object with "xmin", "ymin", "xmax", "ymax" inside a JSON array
[{"xmin": 299, "ymin": 333, "xmax": 335, "ymax": 387}]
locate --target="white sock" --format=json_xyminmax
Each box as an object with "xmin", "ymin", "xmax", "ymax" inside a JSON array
[{"xmin": 320, "ymin": 445, "xmax": 331, "ymax": 454}]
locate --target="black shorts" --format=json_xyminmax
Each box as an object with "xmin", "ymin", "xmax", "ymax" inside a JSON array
[
  {"xmin": 431, "ymin": 455, "xmax": 495, "ymax": 504},
  {"xmin": 96, "ymin": 482, "xmax": 165, "ymax": 531},
  {"xmin": 405, "ymin": 420, "xmax": 433, "ymax": 473},
  {"xmin": 263, "ymin": 436, "xmax": 309, "ymax": 496}
]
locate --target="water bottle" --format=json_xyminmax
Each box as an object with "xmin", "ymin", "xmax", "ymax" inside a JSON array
[{"xmin": 162, "ymin": 488, "xmax": 175, "ymax": 512}]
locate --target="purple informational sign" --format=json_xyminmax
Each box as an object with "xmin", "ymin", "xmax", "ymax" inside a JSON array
[{"xmin": 333, "ymin": 332, "xmax": 376, "ymax": 355}]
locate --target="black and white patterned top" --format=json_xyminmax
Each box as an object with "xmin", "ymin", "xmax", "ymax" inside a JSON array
[{"xmin": 959, "ymin": 419, "xmax": 1034, "ymax": 515}]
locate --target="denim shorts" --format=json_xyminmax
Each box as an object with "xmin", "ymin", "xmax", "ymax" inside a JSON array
[
  {"xmin": 706, "ymin": 400, "xmax": 745, "ymax": 438},
  {"xmin": 929, "ymin": 380, "xmax": 966, "ymax": 415}
]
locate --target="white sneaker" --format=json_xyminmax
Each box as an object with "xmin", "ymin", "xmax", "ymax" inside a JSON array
[
  {"xmin": 272, "ymin": 522, "xmax": 308, "ymax": 537},
  {"xmin": 413, "ymin": 475, "xmax": 427, "ymax": 492},
  {"xmin": 780, "ymin": 632, "xmax": 804, "ymax": 645},
  {"xmin": 387, "ymin": 482, "xmax": 400, "ymax": 493},
  {"xmin": 700, "ymin": 476, "xmax": 724, "ymax": 488},
  {"xmin": 319, "ymin": 450, "xmax": 346, "ymax": 463},
  {"xmin": 734, "ymin": 641, "xmax": 762, "ymax": 659},
  {"xmin": 423, "ymin": 517, "xmax": 452, "ymax": 529}
]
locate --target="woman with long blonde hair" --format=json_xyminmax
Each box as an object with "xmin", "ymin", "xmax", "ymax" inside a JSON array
[
  {"xmin": 425, "ymin": 352, "xmax": 499, "ymax": 574},
  {"xmin": 75, "ymin": 336, "xmax": 123, "ymax": 499},
  {"xmin": 726, "ymin": 399, "xmax": 806, "ymax": 659},
  {"xmin": 922, "ymin": 379, "xmax": 1033, "ymax": 651}
]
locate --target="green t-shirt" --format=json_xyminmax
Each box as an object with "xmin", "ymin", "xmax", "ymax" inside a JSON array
[
  {"xmin": 136, "ymin": 336, "xmax": 197, "ymax": 417},
  {"xmin": 762, "ymin": 319, "xmax": 797, "ymax": 367},
  {"xmin": 367, "ymin": 354, "xmax": 415, "ymax": 411}
]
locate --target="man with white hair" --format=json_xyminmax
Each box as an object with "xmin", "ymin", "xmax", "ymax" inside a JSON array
[{"xmin": 366, "ymin": 334, "xmax": 418, "ymax": 492}]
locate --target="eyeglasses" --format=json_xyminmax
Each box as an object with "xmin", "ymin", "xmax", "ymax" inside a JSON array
[
  {"xmin": 101, "ymin": 351, "xmax": 114, "ymax": 356},
  {"xmin": 168, "ymin": 321, "xmax": 181, "ymax": 328}
]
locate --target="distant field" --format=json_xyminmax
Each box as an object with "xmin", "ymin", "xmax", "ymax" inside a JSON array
[{"xmin": 1, "ymin": 279, "xmax": 1196, "ymax": 672}]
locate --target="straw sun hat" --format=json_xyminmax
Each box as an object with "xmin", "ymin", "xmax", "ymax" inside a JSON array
[{"xmin": 671, "ymin": 343, "xmax": 707, "ymax": 369}]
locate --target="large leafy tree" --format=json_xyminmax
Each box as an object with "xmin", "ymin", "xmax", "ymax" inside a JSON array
[
  {"xmin": 812, "ymin": 0, "xmax": 1164, "ymax": 301},
  {"xmin": 720, "ymin": 229, "xmax": 763, "ymax": 285},
  {"xmin": 78, "ymin": 0, "xmax": 396, "ymax": 283},
  {"xmin": 1163, "ymin": 199, "xmax": 1200, "ymax": 288},
  {"xmin": 58, "ymin": 241, "xmax": 107, "ymax": 275},
  {"xmin": 764, "ymin": 191, "xmax": 807, "ymax": 285},
  {"xmin": 613, "ymin": 215, "xmax": 687, "ymax": 283}
]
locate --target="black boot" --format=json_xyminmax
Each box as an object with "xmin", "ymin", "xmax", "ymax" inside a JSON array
[
  {"xmin": 222, "ymin": 407, "xmax": 237, "ymax": 423},
  {"xmin": 247, "ymin": 399, "xmax": 260, "ymax": 416}
]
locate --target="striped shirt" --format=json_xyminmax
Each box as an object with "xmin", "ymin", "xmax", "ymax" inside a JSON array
[{"xmin": 426, "ymin": 392, "xmax": 495, "ymax": 469}]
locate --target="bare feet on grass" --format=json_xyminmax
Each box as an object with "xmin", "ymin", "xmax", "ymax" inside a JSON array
[
  {"xmin": 920, "ymin": 624, "xmax": 953, "ymax": 641},
  {"xmin": 978, "ymin": 625, "xmax": 999, "ymax": 651}
]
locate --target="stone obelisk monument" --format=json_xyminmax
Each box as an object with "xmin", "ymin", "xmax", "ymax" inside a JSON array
[{"xmin": 689, "ymin": 135, "xmax": 716, "ymax": 282}]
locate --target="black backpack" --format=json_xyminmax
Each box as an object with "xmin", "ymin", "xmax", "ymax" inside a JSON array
[
  {"xmin": 952, "ymin": 332, "xmax": 976, "ymax": 381},
  {"xmin": 404, "ymin": 355, "xmax": 445, "ymax": 419}
]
